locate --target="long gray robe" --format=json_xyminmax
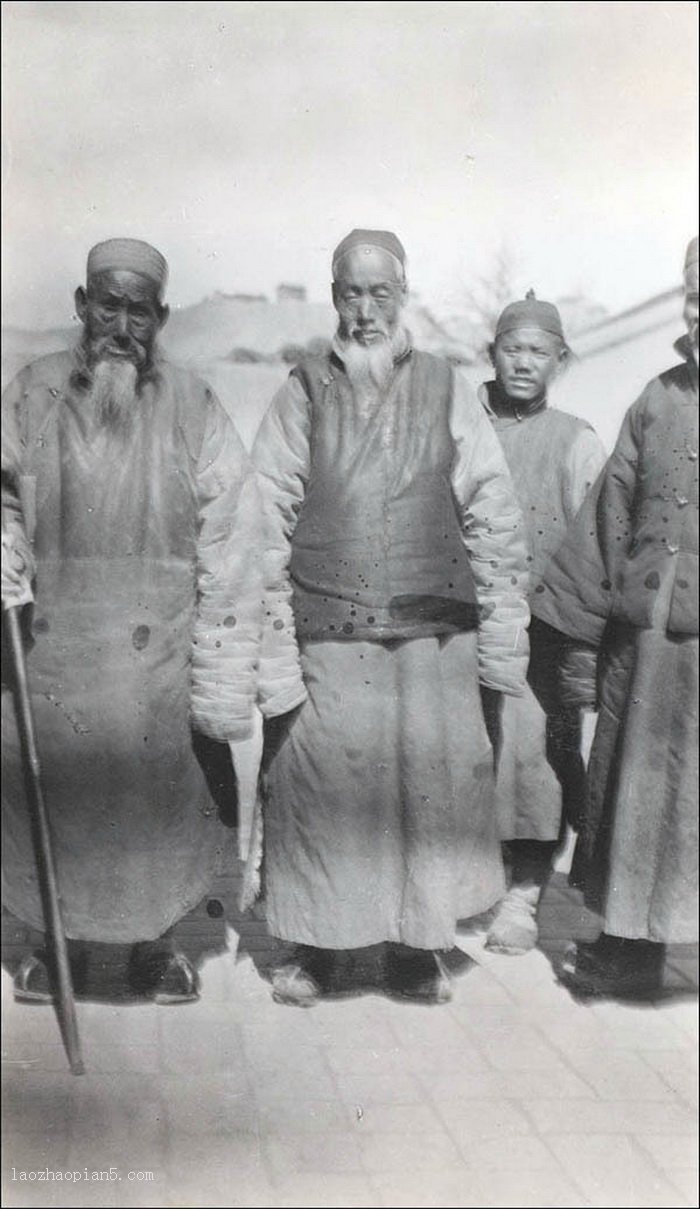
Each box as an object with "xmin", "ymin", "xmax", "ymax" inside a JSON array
[
  {"xmin": 2, "ymin": 351, "xmax": 262, "ymax": 942},
  {"xmin": 252, "ymin": 355, "xmax": 530, "ymax": 950}
]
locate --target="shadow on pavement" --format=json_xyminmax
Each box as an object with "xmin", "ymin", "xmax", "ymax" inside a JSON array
[{"xmin": 536, "ymin": 871, "xmax": 699, "ymax": 1006}]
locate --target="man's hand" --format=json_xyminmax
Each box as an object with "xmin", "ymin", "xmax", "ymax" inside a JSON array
[{"xmin": 1, "ymin": 530, "xmax": 34, "ymax": 610}]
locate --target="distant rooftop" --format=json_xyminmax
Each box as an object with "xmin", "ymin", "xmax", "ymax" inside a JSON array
[
  {"xmin": 212, "ymin": 290, "xmax": 268, "ymax": 304},
  {"xmin": 572, "ymin": 285, "xmax": 684, "ymax": 359},
  {"xmin": 276, "ymin": 283, "xmax": 307, "ymax": 303}
]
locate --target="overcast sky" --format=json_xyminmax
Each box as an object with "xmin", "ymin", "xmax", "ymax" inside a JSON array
[{"xmin": 2, "ymin": 0, "xmax": 697, "ymax": 328}]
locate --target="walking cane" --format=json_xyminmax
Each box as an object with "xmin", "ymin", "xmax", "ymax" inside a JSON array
[{"xmin": 4, "ymin": 603, "xmax": 85, "ymax": 1075}]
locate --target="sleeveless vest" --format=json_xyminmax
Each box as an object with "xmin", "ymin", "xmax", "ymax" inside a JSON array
[
  {"xmin": 289, "ymin": 349, "xmax": 479, "ymax": 641},
  {"xmin": 481, "ymin": 381, "xmax": 601, "ymax": 582}
]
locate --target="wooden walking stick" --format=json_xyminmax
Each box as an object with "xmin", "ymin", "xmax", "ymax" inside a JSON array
[{"xmin": 4, "ymin": 603, "xmax": 85, "ymax": 1075}]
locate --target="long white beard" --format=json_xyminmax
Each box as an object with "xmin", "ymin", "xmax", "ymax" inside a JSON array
[
  {"xmin": 338, "ymin": 328, "xmax": 406, "ymax": 407},
  {"xmin": 83, "ymin": 359, "xmax": 140, "ymax": 435}
]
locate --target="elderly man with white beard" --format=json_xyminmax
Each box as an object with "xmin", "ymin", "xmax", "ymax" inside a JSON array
[
  {"xmin": 251, "ymin": 229, "xmax": 530, "ymax": 1004},
  {"xmin": 1, "ymin": 239, "xmax": 262, "ymax": 1004}
]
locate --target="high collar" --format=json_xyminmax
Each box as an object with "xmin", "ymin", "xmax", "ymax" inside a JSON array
[
  {"xmin": 483, "ymin": 378, "xmax": 548, "ymax": 421},
  {"xmin": 673, "ymin": 334, "xmax": 699, "ymax": 397},
  {"xmin": 674, "ymin": 332, "xmax": 698, "ymax": 367}
]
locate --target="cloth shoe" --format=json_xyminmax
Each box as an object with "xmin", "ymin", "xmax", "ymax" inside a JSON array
[
  {"xmin": 485, "ymin": 883, "xmax": 540, "ymax": 955},
  {"xmin": 13, "ymin": 947, "xmax": 88, "ymax": 1004},
  {"xmin": 127, "ymin": 944, "xmax": 200, "ymax": 1004},
  {"xmin": 13, "ymin": 951, "xmax": 53, "ymax": 1003},
  {"xmin": 270, "ymin": 947, "xmax": 332, "ymax": 1007},
  {"xmin": 558, "ymin": 935, "xmax": 665, "ymax": 998},
  {"xmin": 385, "ymin": 946, "xmax": 452, "ymax": 1004},
  {"xmin": 271, "ymin": 964, "xmax": 321, "ymax": 1007}
]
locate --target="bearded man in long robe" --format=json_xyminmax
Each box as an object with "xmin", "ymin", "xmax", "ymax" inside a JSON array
[
  {"xmin": 251, "ymin": 229, "xmax": 529, "ymax": 1005},
  {"xmin": 1, "ymin": 239, "xmax": 262, "ymax": 1004},
  {"xmin": 532, "ymin": 236, "xmax": 699, "ymax": 996}
]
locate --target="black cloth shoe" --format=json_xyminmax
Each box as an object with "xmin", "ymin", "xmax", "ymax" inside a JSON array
[
  {"xmin": 127, "ymin": 944, "xmax": 200, "ymax": 1004},
  {"xmin": 559, "ymin": 934, "xmax": 665, "ymax": 998},
  {"xmin": 385, "ymin": 945, "xmax": 452, "ymax": 1004}
]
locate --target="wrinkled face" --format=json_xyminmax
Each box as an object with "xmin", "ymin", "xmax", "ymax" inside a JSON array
[
  {"xmin": 683, "ymin": 262, "xmax": 699, "ymax": 350},
  {"xmin": 492, "ymin": 327, "xmax": 565, "ymax": 402},
  {"xmin": 332, "ymin": 247, "xmax": 407, "ymax": 346},
  {"xmin": 75, "ymin": 269, "xmax": 168, "ymax": 370}
]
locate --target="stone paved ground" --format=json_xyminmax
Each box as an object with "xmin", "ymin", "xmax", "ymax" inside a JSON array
[{"xmin": 2, "ymin": 866, "xmax": 697, "ymax": 1209}]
